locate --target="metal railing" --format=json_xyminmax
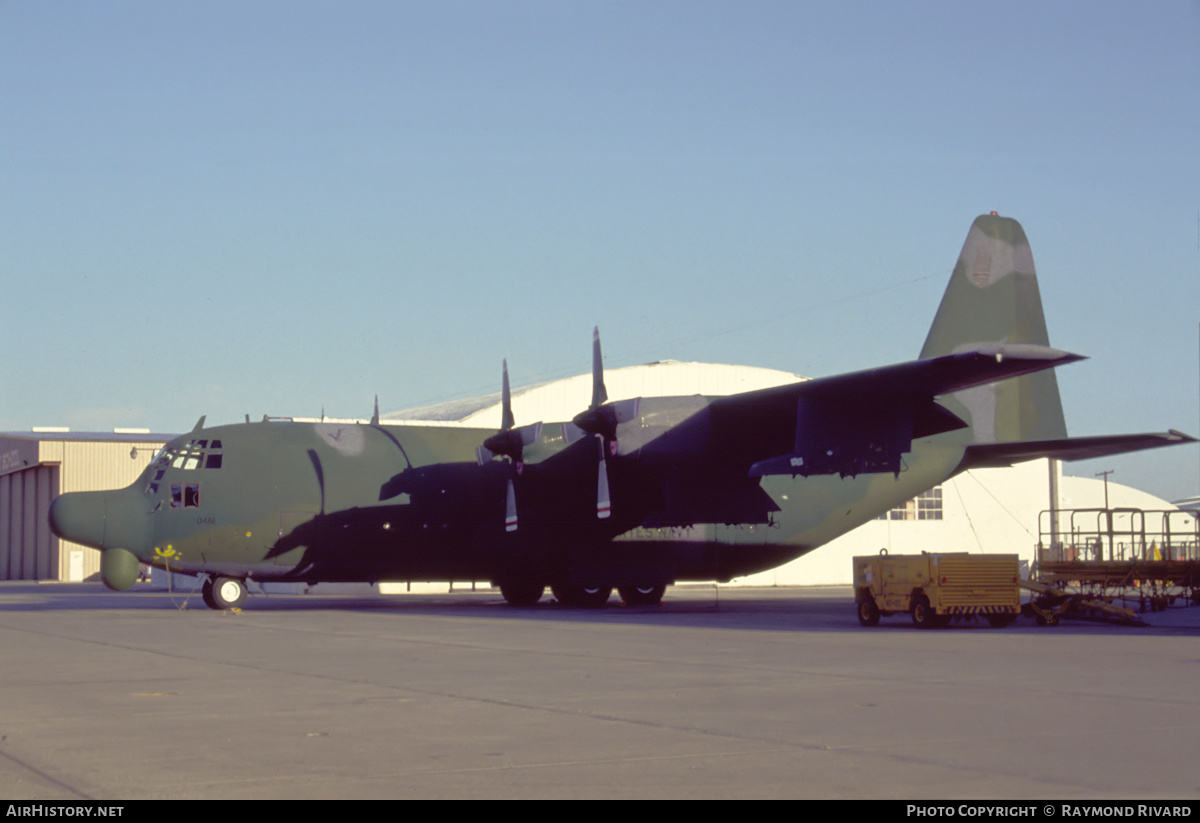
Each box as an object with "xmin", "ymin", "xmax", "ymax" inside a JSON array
[{"xmin": 1038, "ymin": 508, "xmax": 1200, "ymax": 563}]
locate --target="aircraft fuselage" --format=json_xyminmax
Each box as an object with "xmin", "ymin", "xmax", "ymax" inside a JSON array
[{"xmin": 49, "ymin": 414, "xmax": 962, "ymax": 592}]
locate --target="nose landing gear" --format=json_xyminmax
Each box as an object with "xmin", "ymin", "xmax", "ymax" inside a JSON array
[{"xmin": 202, "ymin": 575, "xmax": 248, "ymax": 610}]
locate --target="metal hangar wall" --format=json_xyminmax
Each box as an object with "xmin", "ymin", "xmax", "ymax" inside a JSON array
[{"xmin": 0, "ymin": 431, "xmax": 169, "ymax": 582}]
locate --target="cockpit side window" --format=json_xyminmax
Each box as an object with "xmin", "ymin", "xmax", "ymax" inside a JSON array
[{"xmin": 169, "ymin": 483, "xmax": 201, "ymax": 509}]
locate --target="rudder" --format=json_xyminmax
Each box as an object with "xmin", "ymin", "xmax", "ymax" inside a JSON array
[{"xmin": 921, "ymin": 214, "xmax": 1067, "ymax": 443}]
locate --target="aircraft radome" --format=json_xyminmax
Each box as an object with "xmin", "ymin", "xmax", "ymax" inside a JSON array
[{"xmin": 49, "ymin": 215, "xmax": 1195, "ymax": 610}]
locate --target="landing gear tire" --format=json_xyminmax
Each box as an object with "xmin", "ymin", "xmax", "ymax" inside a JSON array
[
  {"xmin": 208, "ymin": 576, "xmax": 247, "ymax": 610},
  {"xmin": 551, "ymin": 583, "xmax": 612, "ymax": 608},
  {"xmin": 911, "ymin": 595, "xmax": 935, "ymax": 629},
  {"xmin": 201, "ymin": 576, "xmax": 217, "ymax": 609},
  {"xmin": 499, "ymin": 582, "xmax": 544, "ymax": 607},
  {"xmin": 618, "ymin": 584, "xmax": 667, "ymax": 606},
  {"xmin": 857, "ymin": 596, "xmax": 880, "ymax": 626}
]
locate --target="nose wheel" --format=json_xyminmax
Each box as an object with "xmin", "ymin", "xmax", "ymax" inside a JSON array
[{"xmin": 202, "ymin": 575, "xmax": 248, "ymax": 610}]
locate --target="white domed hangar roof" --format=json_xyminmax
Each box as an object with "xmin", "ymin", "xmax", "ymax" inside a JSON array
[{"xmin": 386, "ymin": 361, "xmax": 809, "ymax": 428}]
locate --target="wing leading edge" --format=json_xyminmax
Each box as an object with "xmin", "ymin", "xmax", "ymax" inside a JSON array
[{"xmin": 691, "ymin": 344, "xmax": 1085, "ymax": 479}]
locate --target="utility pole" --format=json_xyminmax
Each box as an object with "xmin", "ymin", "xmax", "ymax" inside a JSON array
[{"xmin": 1096, "ymin": 469, "xmax": 1114, "ymax": 561}]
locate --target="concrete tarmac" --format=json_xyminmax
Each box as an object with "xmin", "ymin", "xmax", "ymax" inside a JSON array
[{"xmin": 0, "ymin": 581, "xmax": 1197, "ymax": 800}]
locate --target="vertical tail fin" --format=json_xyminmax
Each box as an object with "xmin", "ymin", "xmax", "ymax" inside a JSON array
[{"xmin": 921, "ymin": 214, "xmax": 1067, "ymax": 443}]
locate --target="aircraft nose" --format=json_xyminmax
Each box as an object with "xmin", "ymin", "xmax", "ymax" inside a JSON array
[
  {"xmin": 49, "ymin": 490, "xmax": 151, "ymax": 554},
  {"xmin": 48, "ymin": 491, "xmax": 108, "ymax": 550},
  {"xmin": 50, "ymin": 490, "xmax": 153, "ymax": 591},
  {"xmin": 101, "ymin": 491, "xmax": 153, "ymax": 557}
]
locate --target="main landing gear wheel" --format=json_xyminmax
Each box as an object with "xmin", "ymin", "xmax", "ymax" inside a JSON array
[
  {"xmin": 206, "ymin": 575, "xmax": 248, "ymax": 610},
  {"xmin": 618, "ymin": 584, "xmax": 667, "ymax": 606},
  {"xmin": 857, "ymin": 596, "xmax": 880, "ymax": 626},
  {"xmin": 551, "ymin": 583, "xmax": 612, "ymax": 608},
  {"xmin": 499, "ymin": 582, "xmax": 545, "ymax": 607}
]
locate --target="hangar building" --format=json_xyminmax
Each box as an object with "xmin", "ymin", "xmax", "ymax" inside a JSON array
[{"xmin": 0, "ymin": 430, "xmax": 168, "ymax": 582}]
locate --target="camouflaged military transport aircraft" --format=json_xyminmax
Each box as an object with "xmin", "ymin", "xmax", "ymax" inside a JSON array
[{"xmin": 49, "ymin": 215, "xmax": 1194, "ymax": 610}]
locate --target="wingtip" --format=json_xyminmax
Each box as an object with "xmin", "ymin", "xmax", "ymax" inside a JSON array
[{"xmin": 966, "ymin": 343, "xmax": 1086, "ymax": 364}]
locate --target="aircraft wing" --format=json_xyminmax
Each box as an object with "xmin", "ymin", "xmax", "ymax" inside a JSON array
[
  {"xmin": 644, "ymin": 344, "xmax": 1085, "ymax": 479},
  {"xmin": 959, "ymin": 430, "xmax": 1198, "ymax": 470},
  {"xmin": 736, "ymin": 343, "xmax": 1082, "ymax": 407}
]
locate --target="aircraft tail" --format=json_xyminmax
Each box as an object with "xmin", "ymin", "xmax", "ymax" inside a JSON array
[{"xmin": 921, "ymin": 214, "xmax": 1068, "ymax": 444}]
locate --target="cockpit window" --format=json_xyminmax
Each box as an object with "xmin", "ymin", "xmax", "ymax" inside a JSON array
[
  {"xmin": 160, "ymin": 439, "xmax": 224, "ymax": 471},
  {"xmin": 149, "ymin": 438, "xmax": 222, "ymax": 494},
  {"xmin": 144, "ymin": 467, "xmax": 167, "ymax": 495}
]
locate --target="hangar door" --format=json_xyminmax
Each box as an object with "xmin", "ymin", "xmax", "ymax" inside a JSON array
[{"xmin": 0, "ymin": 464, "xmax": 60, "ymax": 581}]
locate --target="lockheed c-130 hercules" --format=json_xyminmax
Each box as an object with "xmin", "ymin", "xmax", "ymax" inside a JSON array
[{"xmin": 49, "ymin": 214, "xmax": 1195, "ymax": 610}]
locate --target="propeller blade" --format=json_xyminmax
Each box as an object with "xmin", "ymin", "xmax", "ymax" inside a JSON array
[
  {"xmin": 505, "ymin": 476, "xmax": 518, "ymax": 532},
  {"xmin": 500, "ymin": 359, "xmax": 514, "ymax": 432},
  {"xmin": 573, "ymin": 328, "xmax": 617, "ymax": 439},
  {"xmin": 591, "ymin": 326, "xmax": 608, "ymax": 409},
  {"xmin": 483, "ymin": 359, "xmax": 526, "ymax": 462},
  {"xmin": 596, "ymin": 436, "xmax": 612, "ymax": 519}
]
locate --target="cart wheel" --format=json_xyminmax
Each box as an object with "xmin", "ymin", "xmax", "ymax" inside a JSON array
[
  {"xmin": 857, "ymin": 596, "xmax": 880, "ymax": 627},
  {"xmin": 911, "ymin": 596, "xmax": 935, "ymax": 629}
]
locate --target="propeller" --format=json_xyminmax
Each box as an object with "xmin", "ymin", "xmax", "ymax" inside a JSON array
[
  {"xmin": 572, "ymin": 327, "xmax": 618, "ymax": 520},
  {"xmin": 477, "ymin": 360, "xmax": 541, "ymax": 532},
  {"xmin": 484, "ymin": 329, "xmax": 638, "ymax": 528}
]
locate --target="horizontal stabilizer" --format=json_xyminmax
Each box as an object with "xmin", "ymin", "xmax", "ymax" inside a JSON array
[{"xmin": 960, "ymin": 430, "xmax": 1197, "ymax": 470}]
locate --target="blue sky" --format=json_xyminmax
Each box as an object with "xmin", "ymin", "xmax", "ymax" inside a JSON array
[{"xmin": 2, "ymin": 1, "xmax": 1198, "ymax": 501}]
